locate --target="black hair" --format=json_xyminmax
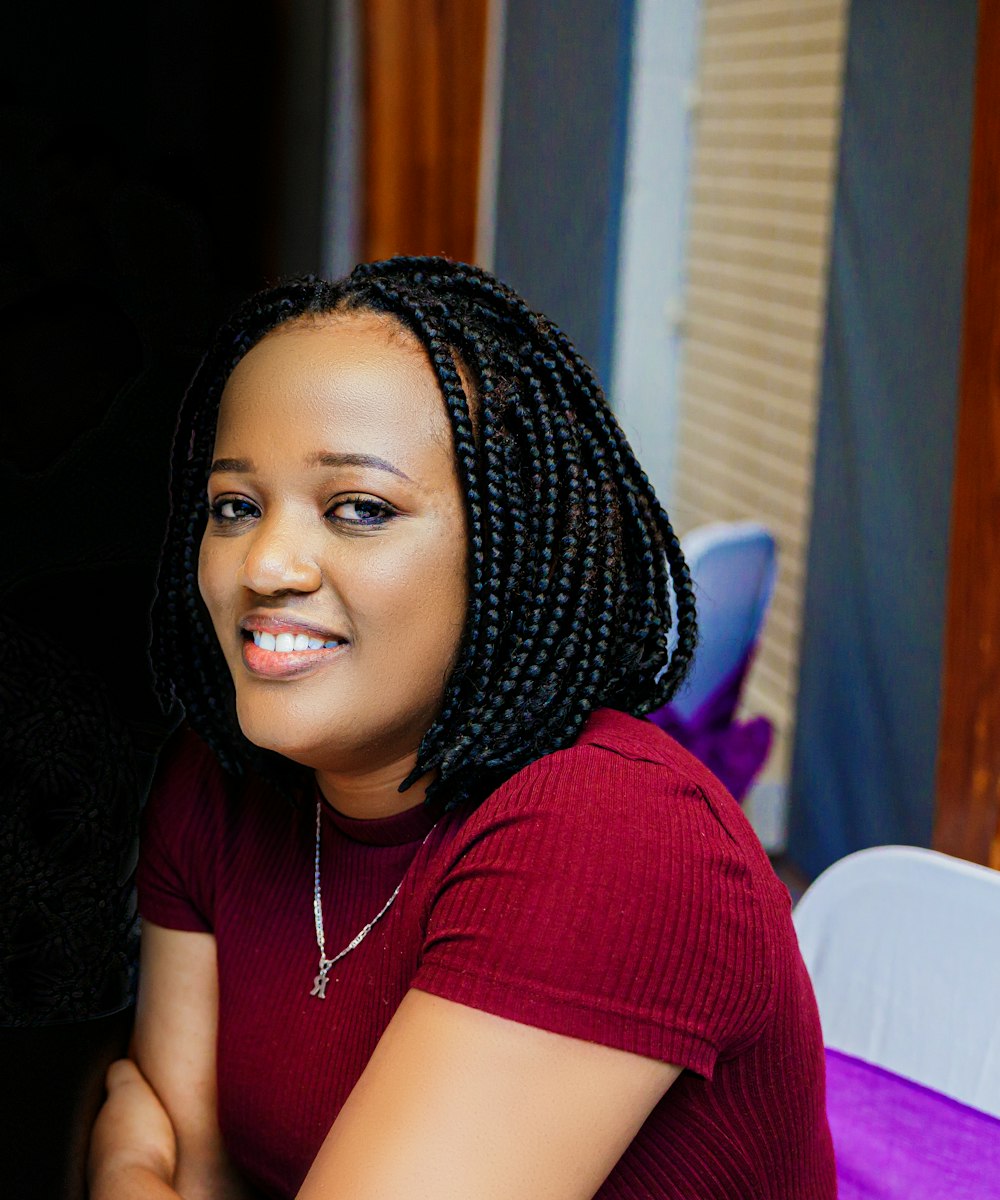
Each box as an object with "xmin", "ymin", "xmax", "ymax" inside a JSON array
[{"xmin": 151, "ymin": 256, "xmax": 696, "ymax": 808}]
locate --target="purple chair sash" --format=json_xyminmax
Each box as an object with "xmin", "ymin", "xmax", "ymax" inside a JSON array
[
  {"xmin": 647, "ymin": 649, "xmax": 773, "ymax": 802},
  {"xmin": 826, "ymin": 1048, "xmax": 1000, "ymax": 1199}
]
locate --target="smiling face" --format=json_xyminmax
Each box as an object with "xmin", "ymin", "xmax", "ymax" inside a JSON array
[{"xmin": 198, "ymin": 311, "xmax": 469, "ymax": 799}]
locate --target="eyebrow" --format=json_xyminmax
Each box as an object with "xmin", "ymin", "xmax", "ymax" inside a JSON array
[{"xmin": 209, "ymin": 452, "xmax": 414, "ymax": 483}]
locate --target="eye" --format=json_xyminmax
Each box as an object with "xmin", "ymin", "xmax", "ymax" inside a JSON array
[
  {"xmin": 328, "ymin": 496, "xmax": 397, "ymax": 526},
  {"xmin": 209, "ymin": 496, "xmax": 260, "ymax": 524}
]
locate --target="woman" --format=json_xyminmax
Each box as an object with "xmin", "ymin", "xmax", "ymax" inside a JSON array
[{"xmin": 89, "ymin": 258, "xmax": 835, "ymax": 1199}]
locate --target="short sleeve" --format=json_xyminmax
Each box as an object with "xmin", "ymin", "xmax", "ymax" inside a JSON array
[
  {"xmin": 136, "ymin": 727, "xmax": 226, "ymax": 933},
  {"xmin": 413, "ymin": 744, "xmax": 776, "ymax": 1079}
]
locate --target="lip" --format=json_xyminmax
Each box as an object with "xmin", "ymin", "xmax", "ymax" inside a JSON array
[
  {"xmin": 241, "ymin": 637, "xmax": 349, "ymax": 679},
  {"xmin": 239, "ymin": 613, "xmax": 348, "ymax": 641}
]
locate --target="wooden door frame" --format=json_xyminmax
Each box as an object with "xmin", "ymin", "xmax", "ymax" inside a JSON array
[
  {"xmin": 933, "ymin": 0, "xmax": 1000, "ymax": 868},
  {"xmin": 361, "ymin": 0, "xmax": 489, "ymax": 264}
]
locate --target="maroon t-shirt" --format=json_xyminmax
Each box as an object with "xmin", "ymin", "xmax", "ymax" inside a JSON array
[{"xmin": 137, "ymin": 708, "xmax": 836, "ymax": 1198}]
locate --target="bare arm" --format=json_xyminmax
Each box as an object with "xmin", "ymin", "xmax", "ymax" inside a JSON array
[
  {"xmin": 88, "ymin": 1058, "xmax": 180, "ymax": 1200},
  {"xmin": 89, "ymin": 921, "xmax": 259, "ymax": 1200},
  {"xmin": 298, "ymin": 988, "xmax": 682, "ymax": 1200},
  {"xmin": 92, "ymin": 930, "xmax": 681, "ymax": 1199}
]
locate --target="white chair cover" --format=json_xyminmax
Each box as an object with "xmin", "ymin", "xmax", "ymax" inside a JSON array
[
  {"xmin": 793, "ymin": 845, "xmax": 1000, "ymax": 1116},
  {"xmin": 671, "ymin": 521, "xmax": 777, "ymax": 721}
]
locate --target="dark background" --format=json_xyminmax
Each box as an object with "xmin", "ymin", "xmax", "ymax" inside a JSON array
[
  {"xmin": 1, "ymin": 2, "xmax": 291, "ymax": 799},
  {"xmin": 0, "ymin": 5, "xmax": 297, "ymax": 1191}
]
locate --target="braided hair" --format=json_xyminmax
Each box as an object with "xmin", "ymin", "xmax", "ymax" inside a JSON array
[{"xmin": 151, "ymin": 257, "xmax": 697, "ymax": 808}]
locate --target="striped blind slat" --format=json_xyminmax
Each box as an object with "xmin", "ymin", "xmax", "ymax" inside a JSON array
[
  {"xmin": 686, "ymin": 283, "xmax": 825, "ymax": 338},
  {"xmin": 700, "ymin": 52, "xmax": 847, "ymax": 86},
  {"xmin": 688, "ymin": 257, "xmax": 826, "ymax": 304},
  {"xmin": 699, "ymin": 87, "xmax": 843, "ymax": 114},
  {"xmin": 702, "ymin": 0, "xmax": 841, "ymax": 30},
  {"xmin": 683, "ymin": 340, "xmax": 821, "ymax": 406},
  {"xmin": 702, "ymin": 21, "xmax": 844, "ymax": 58},
  {"xmin": 696, "ymin": 114, "xmax": 841, "ymax": 144},
  {"xmin": 685, "ymin": 311, "xmax": 820, "ymax": 371},
  {"xmin": 675, "ymin": 452, "xmax": 810, "ymax": 531},
  {"xmin": 683, "ymin": 373, "xmax": 817, "ymax": 446},
  {"xmin": 689, "ymin": 205, "xmax": 835, "ymax": 247},
  {"xmin": 681, "ymin": 427, "xmax": 814, "ymax": 493},
  {"xmin": 695, "ymin": 143, "xmax": 838, "ymax": 176},
  {"xmin": 687, "ymin": 227, "xmax": 832, "ymax": 270},
  {"xmin": 675, "ymin": 0, "xmax": 848, "ymax": 821},
  {"xmin": 671, "ymin": 495, "xmax": 805, "ymax": 555},
  {"xmin": 693, "ymin": 175, "xmax": 837, "ymax": 210},
  {"xmin": 682, "ymin": 382, "xmax": 818, "ymax": 459}
]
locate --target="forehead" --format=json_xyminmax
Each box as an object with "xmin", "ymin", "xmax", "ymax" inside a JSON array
[{"xmin": 216, "ymin": 312, "xmax": 451, "ymax": 444}]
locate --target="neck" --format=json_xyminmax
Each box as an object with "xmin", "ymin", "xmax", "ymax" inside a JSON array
[{"xmin": 314, "ymin": 754, "xmax": 432, "ymax": 820}]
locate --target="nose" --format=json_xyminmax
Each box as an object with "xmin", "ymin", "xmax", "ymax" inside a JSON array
[{"xmin": 237, "ymin": 514, "xmax": 322, "ymax": 596}]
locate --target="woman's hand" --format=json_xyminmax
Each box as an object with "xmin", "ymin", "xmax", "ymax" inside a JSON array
[
  {"xmin": 88, "ymin": 1058, "xmax": 177, "ymax": 1195},
  {"xmin": 128, "ymin": 923, "xmax": 262, "ymax": 1200}
]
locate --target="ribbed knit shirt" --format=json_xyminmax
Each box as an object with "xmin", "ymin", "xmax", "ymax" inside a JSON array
[{"xmin": 137, "ymin": 708, "xmax": 836, "ymax": 1199}]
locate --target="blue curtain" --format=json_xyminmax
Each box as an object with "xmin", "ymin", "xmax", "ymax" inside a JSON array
[
  {"xmin": 789, "ymin": 0, "xmax": 978, "ymax": 878},
  {"xmin": 492, "ymin": 0, "xmax": 635, "ymax": 386}
]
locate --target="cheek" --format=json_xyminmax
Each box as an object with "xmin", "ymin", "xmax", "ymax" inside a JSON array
[
  {"xmin": 197, "ymin": 537, "xmax": 231, "ymax": 629},
  {"xmin": 355, "ymin": 528, "xmax": 467, "ymax": 663},
  {"xmin": 414, "ymin": 538, "xmax": 468, "ymax": 667}
]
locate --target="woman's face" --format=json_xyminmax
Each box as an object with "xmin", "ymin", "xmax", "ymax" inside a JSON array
[{"xmin": 198, "ymin": 311, "xmax": 469, "ymax": 781}]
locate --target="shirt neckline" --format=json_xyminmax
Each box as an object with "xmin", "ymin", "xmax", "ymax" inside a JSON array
[
  {"xmin": 314, "ymin": 709, "xmax": 657, "ymax": 846},
  {"xmin": 318, "ymin": 789, "xmax": 439, "ymax": 846}
]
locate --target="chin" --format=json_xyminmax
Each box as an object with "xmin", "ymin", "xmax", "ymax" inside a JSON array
[{"xmin": 234, "ymin": 701, "xmax": 327, "ymax": 768}]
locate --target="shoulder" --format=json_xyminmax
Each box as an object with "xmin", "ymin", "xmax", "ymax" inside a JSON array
[
  {"xmin": 464, "ymin": 708, "xmax": 765, "ymax": 866},
  {"xmin": 442, "ymin": 706, "xmax": 790, "ymax": 981},
  {"xmin": 491, "ymin": 706, "xmax": 739, "ymax": 800},
  {"xmin": 137, "ymin": 726, "xmax": 239, "ymax": 932},
  {"xmin": 141, "ymin": 725, "xmax": 237, "ymax": 847},
  {"xmin": 418, "ymin": 710, "xmax": 785, "ymax": 1070},
  {"xmin": 433, "ymin": 707, "xmax": 784, "ymax": 948},
  {"xmin": 147, "ymin": 724, "xmax": 229, "ymax": 805},
  {"xmin": 140, "ymin": 724, "xmax": 292, "ymax": 869}
]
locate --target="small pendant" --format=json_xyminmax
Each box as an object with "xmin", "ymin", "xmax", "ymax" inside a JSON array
[{"xmin": 310, "ymin": 957, "xmax": 334, "ymax": 999}]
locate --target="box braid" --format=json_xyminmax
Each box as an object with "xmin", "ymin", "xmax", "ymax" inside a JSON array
[{"xmin": 151, "ymin": 257, "xmax": 697, "ymax": 808}]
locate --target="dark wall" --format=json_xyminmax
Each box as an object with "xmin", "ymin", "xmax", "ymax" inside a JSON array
[
  {"xmin": 492, "ymin": 0, "xmax": 635, "ymax": 385},
  {"xmin": 0, "ymin": 5, "xmax": 323, "ymax": 1191},
  {"xmin": 789, "ymin": 0, "xmax": 979, "ymax": 878},
  {"xmin": 1, "ymin": 0, "xmax": 290, "ymax": 792}
]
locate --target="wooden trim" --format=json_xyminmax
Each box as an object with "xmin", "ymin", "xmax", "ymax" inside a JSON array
[
  {"xmin": 361, "ymin": 0, "xmax": 488, "ymax": 264},
  {"xmin": 933, "ymin": 0, "xmax": 1000, "ymax": 868}
]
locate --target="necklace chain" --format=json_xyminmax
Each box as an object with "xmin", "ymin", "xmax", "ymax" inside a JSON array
[{"xmin": 310, "ymin": 798, "xmax": 436, "ymax": 999}]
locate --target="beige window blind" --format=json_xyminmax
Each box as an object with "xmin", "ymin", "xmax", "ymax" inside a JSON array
[{"xmin": 673, "ymin": 0, "xmax": 849, "ymax": 827}]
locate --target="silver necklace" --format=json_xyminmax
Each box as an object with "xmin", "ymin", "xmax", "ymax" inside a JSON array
[{"xmin": 310, "ymin": 798, "xmax": 437, "ymax": 999}]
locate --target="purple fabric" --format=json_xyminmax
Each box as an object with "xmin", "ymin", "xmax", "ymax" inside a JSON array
[
  {"xmin": 647, "ymin": 651, "xmax": 773, "ymax": 802},
  {"xmin": 826, "ymin": 1048, "xmax": 1000, "ymax": 1199}
]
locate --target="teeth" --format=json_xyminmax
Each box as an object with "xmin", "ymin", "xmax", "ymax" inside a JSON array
[{"xmin": 249, "ymin": 629, "xmax": 342, "ymax": 653}]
